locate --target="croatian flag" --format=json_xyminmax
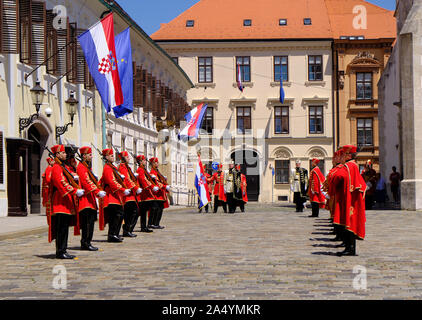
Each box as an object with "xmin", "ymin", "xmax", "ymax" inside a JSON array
[
  {"xmin": 237, "ymin": 64, "xmax": 244, "ymax": 92},
  {"xmin": 280, "ymin": 74, "xmax": 285, "ymax": 104},
  {"xmin": 195, "ymin": 156, "xmax": 211, "ymax": 209},
  {"xmin": 78, "ymin": 13, "xmax": 123, "ymax": 113},
  {"xmin": 178, "ymin": 103, "xmax": 208, "ymax": 141}
]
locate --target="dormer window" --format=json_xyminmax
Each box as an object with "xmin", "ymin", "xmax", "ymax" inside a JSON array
[
  {"xmin": 340, "ymin": 36, "xmax": 348, "ymax": 40},
  {"xmin": 186, "ymin": 20, "xmax": 194, "ymax": 27},
  {"xmin": 304, "ymin": 18, "xmax": 312, "ymax": 25},
  {"xmin": 349, "ymin": 36, "xmax": 356, "ymax": 40},
  {"xmin": 243, "ymin": 19, "xmax": 252, "ymax": 26},
  {"xmin": 279, "ymin": 19, "xmax": 287, "ymax": 26},
  {"xmin": 357, "ymin": 36, "xmax": 365, "ymax": 40}
]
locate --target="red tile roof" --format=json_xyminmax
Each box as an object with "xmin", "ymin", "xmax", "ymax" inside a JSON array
[{"xmin": 151, "ymin": 0, "xmax": 396, "ymax": 41}]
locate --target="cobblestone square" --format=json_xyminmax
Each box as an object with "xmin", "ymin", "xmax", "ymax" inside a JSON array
[{"xmin": 0, "ymin": 203, "xmax": 421, "ymax": 300}]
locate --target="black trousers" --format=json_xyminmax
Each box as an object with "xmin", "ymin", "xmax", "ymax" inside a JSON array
[
  {"xmin": 123, "ymin": 201, "xmax": 138, "ymax": 234},
  {"xmin": 294, "ymin": 192, "xmax": 306, "ymax": 212},
  {"xmin": 154, "ymin": 201, "xmax": 165, "ymax": 226},
  {"xmin": 55, "ymin": 213, "xmax": 71, "ymax": 256},
  {"xmin": 148, "ymin": 201, "xmax": 161, "ymax": 227},
  {"xmin": 226, "ymin": 193, "xmax": 235, "ymax": 213},
  {"xmin": 213, "ymin": 196, "xmax": 227, "ymax": 213},
  {"xmin": 105, "ymin": 204, "xmax": 124, "ymax": 238},
  {"xmin": 79, "ymin": 208, "xmax": 97, "ymax": 246},
  {"xmin": 311, "ymin": 202, "xmax": 319, "ymax": 217},
  {"xmin": 138, "ymin": 201, "xmax": 151, "ymax": 230},
  {"xmin": 344, "ymin": 230, "xmax": 356, "ymax": 254}
]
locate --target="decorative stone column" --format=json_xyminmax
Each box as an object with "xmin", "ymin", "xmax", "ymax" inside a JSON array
[{"xmin": 399, "ymin": 2, "xmax": 422, "ymax": 210}]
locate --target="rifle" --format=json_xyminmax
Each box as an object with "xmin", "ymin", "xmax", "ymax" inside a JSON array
[
  {"xmin": 91, "ymin": 143, "xmax": 127, "ymax": 189},
  {"xmin": 113, "ymin": 146, "xmax": 141, "ymax": 200},
  {"xmin": 31, "ymin": 134, "xmax": 79, "ymax": 189},
  {"xmin": 149, "ymin": 159, "xmax": 168, "ymax": 185},
  {"xmin": 65, "ymin": 140, "xmax": 103, "ymax": 191}
]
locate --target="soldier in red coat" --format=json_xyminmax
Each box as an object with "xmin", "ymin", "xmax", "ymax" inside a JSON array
[
  {"xmin": 117, "ymin": 151, "xmax": 142, "ymax": 238},
  {"xmin": 323, "ymin": 150, "xmax": 344, "ymax": 242},
  {"xmin": 48, "ymin": 145, "xmax": 85, "ymax": 259},
  {"xmin": 135, "ymin": 155, "xmax": 156, "ymax": 233},
  {"xmin": 234, "ymin": 164, "xmax": 248, "ymax": 213},
  {"xmin": 208, "ymin": 164, "xmax": 227, "ymax": 213},
  {"xmin": 149, "ymin": 157, "xmax": 170, "ymax": 229},
  {"xmin": 76, "ymin": 147, "xmax": 106, "ymax": 251},
  {"xmin": 41, "ymin": 157, "xmax": 54, "ymax": 217},
  {"xmin": 332, "ymin": 145, "xmax": 367, "ymax": 256},
  {"xmin": 100, "ymin": 148, "xmax": 131, "ymax": 243},
  {"xmin": 308, "ymin": 159, "xmax": 326, "ymax": 217}
]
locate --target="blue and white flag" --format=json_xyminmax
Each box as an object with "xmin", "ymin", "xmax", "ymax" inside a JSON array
[
  {"xmin": 178, "ymin": 103, "xmax": 208, "ymax": 141},
  {"xmin": 280, "ymin": 74, "xmax": 285, "ymax": 104},
  {"xmin": 195, "ymin": 156, "xmax": 211, "ymax": 209},
  {"xmin": 113, "ymin": 27, "xmax": 133, "ymax": 118}
]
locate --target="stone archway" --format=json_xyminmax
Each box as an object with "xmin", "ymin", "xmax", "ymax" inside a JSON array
[{"xmin": 27, "ymin": 121, "xmax": 51, "ymax": 214}]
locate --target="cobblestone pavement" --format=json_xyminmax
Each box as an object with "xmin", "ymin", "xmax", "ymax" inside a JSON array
[{"xmin": 0, "ymin": 203, "xmax": 421, "ymax": 300}]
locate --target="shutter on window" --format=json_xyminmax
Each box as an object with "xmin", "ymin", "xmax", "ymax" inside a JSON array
[
  {"xmin": 75, "ymin": 28, "xmax": 86, "ymax": 84},
  {"xmin": 31, "ymin": 1, "xmax": 46, "ymax": 66},
  {"xmin": 46, "ymin": 10, "xmax": 57, "ymax": 74},
  {"xmin": 67, "ymin": 22, "xmax": 77, "ymax": 83},
  {"xmin": 133, "ymin": 64, "xmax": 142, "ymax": 108},
  {"xmin": 19, "ymin": 0, "xmax": 32, "ymax": 64},
  {"xmin": 56, "ymin": 17, "xmax": 68, "ymax": 76},
  {"xmin": 0, "ymin": 131, "xmax": 3, "ymax": 185},
  {"xmin": 1, "ymin": 0, "xmax": 19, "ymax": 54}
]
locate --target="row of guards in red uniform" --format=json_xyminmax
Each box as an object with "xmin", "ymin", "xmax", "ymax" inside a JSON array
[
  {"xmin": 322, "ymin": 145, "xmax": 367, "ymax": 257},
  {"xmin": 41, "ymin": 145, "xmax": 170, "ymax": 260},
  {"xmin": 201, "ymin": 163, "xmax": 248, "ymax": 214}
]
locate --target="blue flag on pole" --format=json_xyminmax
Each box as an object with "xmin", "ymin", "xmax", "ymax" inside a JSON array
[
  {"xmin": 113, "ymin": 28, "xmax": 133, "ymax": 118},
  {"xmin": 280, "ymin": 74, "xmax": 285, "ymax": 104}
]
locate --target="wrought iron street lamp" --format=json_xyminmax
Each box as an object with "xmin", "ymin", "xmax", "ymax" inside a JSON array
[
  {"xmin": 19, "ymin": 81, "xmax": 45, "ymax": 135},
  {"xmin": 56, "ymin": 92, "xmax": 78, "ymax": 141}
]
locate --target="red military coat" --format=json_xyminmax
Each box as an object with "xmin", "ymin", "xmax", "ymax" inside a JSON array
[
  {"xmin": 209, "ymin": 171, "xmax": 227, "ymax": 202},
  {"xmin": 99, "ymin": 163, "xmax": 125, "ymax": 230},
  {"xmin": 240, "ymin": 174, "xmax": 248, "ymax": 203},
  {"xmin": 332, "ymin": 161, "xmax": 367, "ymax": 239},
  {"xmin": 136, "ymin": 166, "xmax": 158, "ymax": 201},
  {"xmin": 118, "ymin": 163, "xmax": 138, "ymax": 204},
  {"xmin": 76, "ymin": 162, "xmax": 101, "ymax": 212},
  {"xmin": 47, "ymin": 162, "xmax": 78, "ymax": 243},
  {"xmin": 42, "ymin": 165, "xmax": 53, "ymax": 209},
  {"xmin": 308, "ymin": 166, "xmax": 326, "ymax": 208},
  {"xmin": 150, "ymin": 168, "xmax": 170, "ymax": 208},
  {"xmin": 325, "ymin": 165, "xmax": 341, "ymax": 217},
  {"xmin": 100, "ymin": 163, "xmax": 125, "ymax": 208}
]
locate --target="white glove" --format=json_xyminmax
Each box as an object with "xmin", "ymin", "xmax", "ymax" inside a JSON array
[
  {"xmin": 97, "ymin": 191, "xmax": 106, "ymax": 198},
  {"xmin": 123, "ymin": 189, "xmax": 131, "ymax": 196},
  {"xmin": 73, "ymin": 175, "xmax": 79, "ymax": 182},
  {"xmin": 166, "ymin": 185, "xmax": 171, "ymax": 192},
  {"xmin": 153, "ymin": 186, "xmax": 159, "ymax": 192},
  {"xmin": 134, "ymin": 173, "xmax": 139, "ymax": 178},
  {"xmin": 76, "ymin": 189, "xmax": 85, "ymax": 197},
  {"xmin": 151, "ymin": 174, "xmax": 156, "ymax": 179},
  {"xmin": 136, "ymin": 188, "xmax": 142, "ymax": 195},
  {"xmin": 120, "ymin": 174, "xmax": 125, "ymax": 179},
  {"xmin": 224, "ymin": 187, "xmax": 227, "ymax": 194}
]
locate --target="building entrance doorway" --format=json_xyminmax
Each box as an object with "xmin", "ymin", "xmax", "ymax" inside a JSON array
[{"xmin": 230, "ymin": 150, "xmax": 260, "ymax": 201}]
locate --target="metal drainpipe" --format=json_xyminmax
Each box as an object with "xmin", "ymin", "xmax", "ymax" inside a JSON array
[{"xmin": 102, "ymin": 103, "xmax": 107, "ymax": 149}]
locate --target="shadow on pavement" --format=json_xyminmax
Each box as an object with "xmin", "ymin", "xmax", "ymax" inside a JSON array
[
  {"xmin": 311, "ymin": 251, "xmax": 340, "ymax": 256},
  {"xmin": 34, "ymin": 254, "xmax": 57, "ymax": 259}
]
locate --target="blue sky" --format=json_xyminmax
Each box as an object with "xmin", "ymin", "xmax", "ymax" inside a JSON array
[{"xmin": 117, "ymin": 0, "xmax": 397, "ymax": 36}]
